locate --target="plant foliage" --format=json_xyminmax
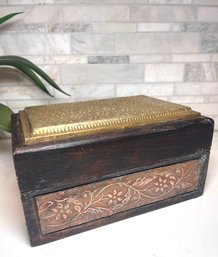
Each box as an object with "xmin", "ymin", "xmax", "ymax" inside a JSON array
[{"xmin": 0, "ymin": 12, "xmax": 69, "ymax": 133}]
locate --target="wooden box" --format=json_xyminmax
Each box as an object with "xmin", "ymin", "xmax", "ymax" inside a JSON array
[{"xmin": 12, "ymin": 96, "xmax": 214, "ymax": 246}]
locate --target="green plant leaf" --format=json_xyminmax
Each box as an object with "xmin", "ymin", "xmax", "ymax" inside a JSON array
[
  {"xmin": 0, "ymin": 59, "xmax": 53, "ymax": 96},
  {"xmin": 0, "ymin": 103, "xmax": 13, "ymax": 133},
  {"xmin": 0, "ymin": 12, "xmax": 23, "ymax": 26},
  {"xmin": 16, "ymin": 65, "xmax": 53, "ymax": 97},
  {"xmin": 0, "ymin": 56, "xmax": 70, "ymax": 96}
]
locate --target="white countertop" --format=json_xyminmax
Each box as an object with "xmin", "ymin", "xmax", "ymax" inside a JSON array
[{"xmin": 0, "ymin": 133, "xmax": 218, "ymax": 257}]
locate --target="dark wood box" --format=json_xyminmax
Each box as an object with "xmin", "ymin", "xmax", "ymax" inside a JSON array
[{"xmin": 12, "ymin": 96, "xmax": 214, "ymax": 246}]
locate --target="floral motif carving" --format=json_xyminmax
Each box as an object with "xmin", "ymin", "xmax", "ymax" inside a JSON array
[{"xmin": 36, "ymin": 159, "xmax": 200, "ymax": 235}]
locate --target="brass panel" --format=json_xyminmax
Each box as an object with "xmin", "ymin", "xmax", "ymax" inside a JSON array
[
  {"xmin": 36, "ymin": 159, "xmax": 201, "ymax": 235},
  {"xmin": 20, "ymin": 95, "xmax": 200, "ymax": 144}
]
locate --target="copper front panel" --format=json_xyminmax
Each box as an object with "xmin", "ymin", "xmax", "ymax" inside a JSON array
[{"xmin": 36, "ymin": 159, "xmax": 201, "ymax": 235}]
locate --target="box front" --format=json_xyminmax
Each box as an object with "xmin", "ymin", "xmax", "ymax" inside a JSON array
[
  {"xmin": 20, "ymin": 153, "xmax": 209, "ymax": 246},
  {"xmin": 35, "ymin": 159, "xmax": 201, "ymax": 235}
]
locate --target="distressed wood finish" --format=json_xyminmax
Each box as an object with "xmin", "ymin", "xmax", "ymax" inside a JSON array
[
  {"xmin": 36, "ymin": 159, "xmax": 200, "ymax": 235},
  {"xmin": 13, "ymin": 115, "xmax": 213, "ymax": 193},
  {"xmin": 12, "ymin": 114, "xmax": 214, "ymax": 246}
]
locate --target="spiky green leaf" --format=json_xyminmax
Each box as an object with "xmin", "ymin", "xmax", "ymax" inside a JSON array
[
  {"xmin": 16, "ymin": 65, "xmax": 53, "ymax": 97},
  {"xmin": 0, "ymin": 56, "xmax": 70, "ymax": 96},
  {"xmin": 0, "ymin": 59, "xmax": 53, "ymax": 96},
  {"xmin": 0, "ymin": 12, "xmax": 23, "ymax": 26}
]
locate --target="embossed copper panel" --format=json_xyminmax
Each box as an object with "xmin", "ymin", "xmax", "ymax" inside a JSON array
[
  {"xmin": 36, "ymin": 159, "xmax": 201, "ymax": 235},
  {"xmin": 19, "ymin": 95, "xmax": 200, "ymax": 144}
]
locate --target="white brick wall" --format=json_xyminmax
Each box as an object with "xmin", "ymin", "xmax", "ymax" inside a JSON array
[
  {"xmin": 145, "ymin": 64, "xmax": 184, "ymax": 82},
  {"xmin": 0, "ymin": 0, "xmax": 217, "ymax": 132}
]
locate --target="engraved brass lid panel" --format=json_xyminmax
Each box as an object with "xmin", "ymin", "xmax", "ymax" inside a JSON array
[{"xmin": 19, "ymin": 95, "xmax": 200, "ymax": 144}]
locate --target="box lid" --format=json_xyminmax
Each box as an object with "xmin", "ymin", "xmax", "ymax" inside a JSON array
[{"xmin": 19, "ymin": 95, "xmax": 200, "ymax": 145}]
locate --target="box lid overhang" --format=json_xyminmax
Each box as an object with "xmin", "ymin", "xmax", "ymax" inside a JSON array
[{"xmin": 19, "ymin": 95, "xmax": 200, "ymax": 145}]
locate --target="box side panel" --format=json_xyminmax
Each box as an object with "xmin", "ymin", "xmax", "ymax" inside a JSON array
[
  {"xmin": 21, "ymin": 154, "xmax": 209, "ymax": 246},
  {"xmin": 12, "ymin": 115, "xmax": 214, "ymax": 193},
  {"xmin": 36, "ymin": 159, "xmax": 201, "ymax": 235}
]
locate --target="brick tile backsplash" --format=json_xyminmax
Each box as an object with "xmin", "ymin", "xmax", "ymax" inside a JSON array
[
  {"xmin": 197, "ymin": 7, "xmax": 218, "ymax": 23},
  {"xmin": 63, "ymin": 6, "xmax": 130, "ymax": 22},
  {"xmin": 115, "ymin": 33, "xmax": 199, "ymax": 54},
  {"xmin": 130, "ymin": 6, "xmax": 196, "ymax": 22},
  {"xmin": 145, "ymin": 63, "xmax": 184, "ymax": 82},
  {"xmin": 0, "ymin": 34, "xmax": 71, "ymax": 55},
  {"xmin": 0, "ymin": 0, "xmax": 217, "ymax": 132}
]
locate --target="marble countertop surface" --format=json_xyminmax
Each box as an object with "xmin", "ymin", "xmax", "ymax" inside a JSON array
[{"xmin": 0, "ymin": 133, "xmax": 217, "ymax": 257}]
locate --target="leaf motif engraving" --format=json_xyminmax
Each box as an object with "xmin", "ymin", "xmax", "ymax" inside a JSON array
[
  {"xmin": 38, "ymin": 201, "xmax": 53, "ymax": 212},
  {"xmin": 75, "ymin": 205, "xmax": 81, "ymax": 213}
]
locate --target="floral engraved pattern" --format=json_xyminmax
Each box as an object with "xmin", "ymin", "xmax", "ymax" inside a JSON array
[{"xmin": 36, "ymin": 159, "xmax": 200, "ymax": 235}]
